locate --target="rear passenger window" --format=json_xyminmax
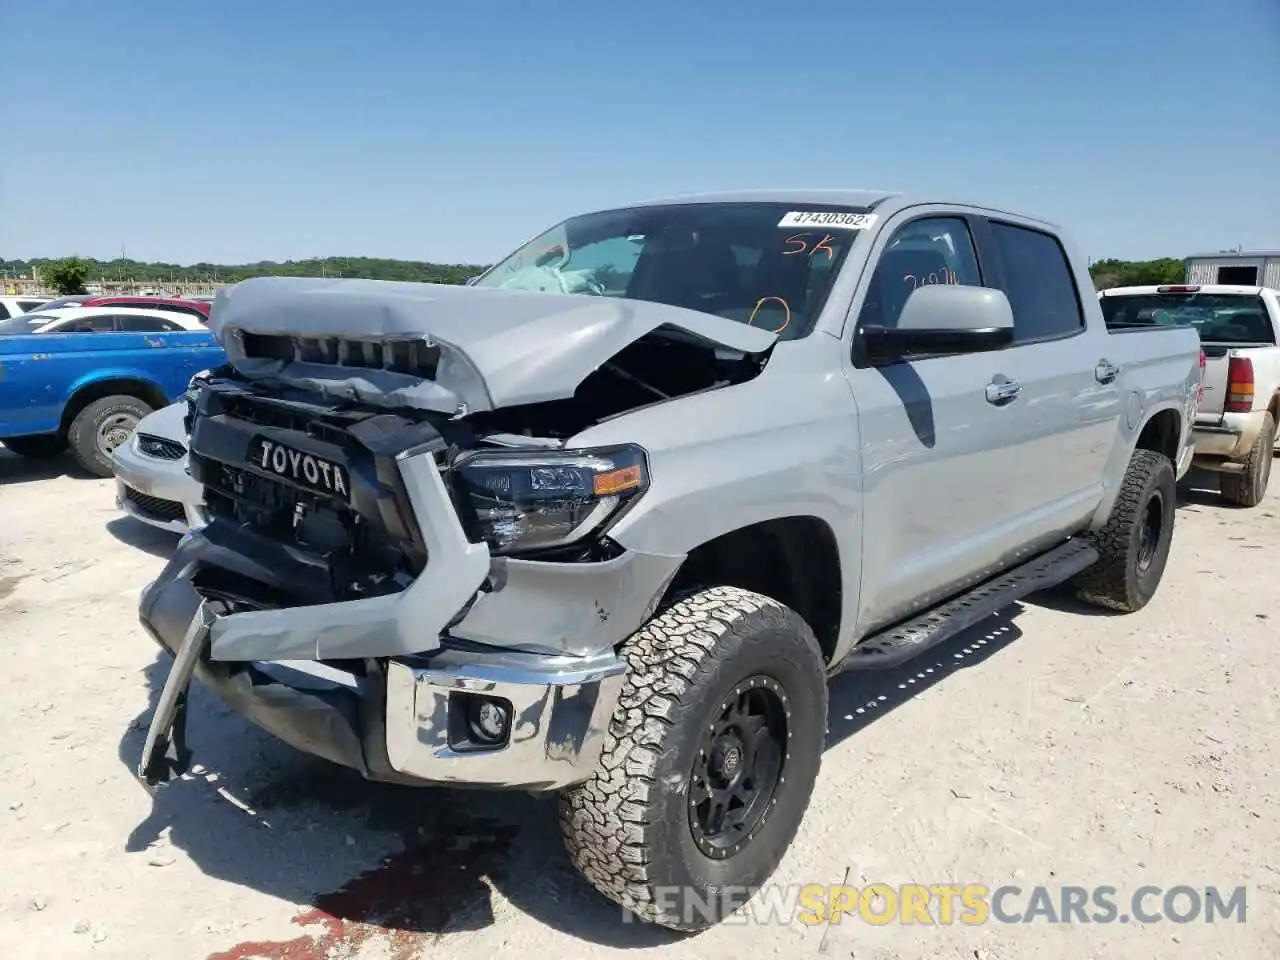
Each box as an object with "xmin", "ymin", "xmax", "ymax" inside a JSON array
[
  {"xmin": 0, "ymin": 305, "xmax": 9, "ymax": 320},
  {"xmin": 117, "ymin": 314, "xmax": 181, "ymax": 332},
  {"xmin": 857, "ymin": 217, "xmax": 983, "ymax": 330},
  {"xmin": 989, "ymin": 222, "xmax": 1084, "ymax": 342},
  {"xmin": 63, "ymin": 315, "xmax": 118, "ymax": 333}
]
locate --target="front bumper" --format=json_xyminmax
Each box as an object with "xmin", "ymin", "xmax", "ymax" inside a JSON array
[
  {"xmin": 133, "ymin": 421, "xmax": 677, "ymax": 791},
  {"xmin": 137, "ymin": 572, "xmax": 627, "ymax": 791},
  {"xmin": 111, "ymin": 441, "xmax": 206, "ymax": 533}
]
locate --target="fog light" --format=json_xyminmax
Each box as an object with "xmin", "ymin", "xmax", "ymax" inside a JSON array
[{"xmin": 467, "ymin": 696, "xmax": 511, "ymax": 745}]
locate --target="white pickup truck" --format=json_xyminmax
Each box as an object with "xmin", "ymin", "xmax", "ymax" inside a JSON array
[{"xmin": 1100, "ymin": 283, "xmax": 1280, "ymax": 506}]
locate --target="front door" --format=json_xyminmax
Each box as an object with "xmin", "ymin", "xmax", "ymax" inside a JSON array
[{"xmin": 848, "ymin": 213, "xmax": 1033, "ymax": 633}]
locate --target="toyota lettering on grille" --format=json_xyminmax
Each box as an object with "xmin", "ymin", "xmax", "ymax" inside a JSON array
[{"xmin": 249, "ymin": 437, "xmax": 351, "ymax": 500}]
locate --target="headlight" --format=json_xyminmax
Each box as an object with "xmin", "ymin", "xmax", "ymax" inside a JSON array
[{"xmin": 450, "ymin": 444, "xmax": 648, "ymax": 555}]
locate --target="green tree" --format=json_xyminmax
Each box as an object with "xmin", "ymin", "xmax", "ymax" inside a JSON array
[
  {"xmin": 40, "ymin": 257, "xmax": 92, "ymax": 295},
  {"xmin": 1089, "ymin": 257, "xmax": 1185, "ymax": 290}
]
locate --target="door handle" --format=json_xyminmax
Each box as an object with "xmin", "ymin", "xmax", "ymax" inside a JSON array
[
  {"xmin": 985, "ymin": 377, "xmax": 1022, "ymax": 404},
  {"xmin": 1095, "ymin": 359, "xmax": 1120, "ymax": 384}
]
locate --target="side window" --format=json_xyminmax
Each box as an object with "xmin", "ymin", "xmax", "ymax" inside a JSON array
[
  {"xmin": 0, "ymin": 305, "xmax": 10, "ymax": 320},
  {"xmin": 62, "ymin": 315, "xmax": 118, "ymax": 333},
  {"xmin": 18, "ymin": 300, "xmax": 46, "ymax": 313},
  {"xmin": 988, "ymin": 222, "xmax": 1084, "ymax": 342},
  {"xmin": 857, "ymin": 217, "xmax": 983, "ymax": 330},
  {"xmin": 117, "ymin": 314, "xmax": 181, "ymax": 332}
]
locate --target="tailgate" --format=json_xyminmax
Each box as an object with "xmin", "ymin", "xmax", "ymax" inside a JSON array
[
  {"xmin": 1198, "ymin": 342, "xmax": 1271, "ymax": 421},
  {"xmin": 1197, "ymin": 345, "xmax": 1232, "ymax": 420}
]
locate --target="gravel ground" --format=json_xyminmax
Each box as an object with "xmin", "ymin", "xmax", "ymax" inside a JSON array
[{"xmin": 1, "ymin": 446, "xmax": 1277, "ymax": 960}]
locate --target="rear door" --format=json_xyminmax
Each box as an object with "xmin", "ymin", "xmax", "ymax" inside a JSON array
[{"xmin": 982, "ymin": 220, "xmax": 1118, "ymax": 534}]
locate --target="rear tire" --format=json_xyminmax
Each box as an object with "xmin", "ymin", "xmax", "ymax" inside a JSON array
[
  {"xmin": 1074, "ymin": 449, "xmax": 1176, "ymax": 613},
  {"xmin": 1219, "ymin": 412, "xmax": 1275, "ymax": 508},
  {"xmin": 2, "ymin": 435, "xmax": 66, "ymax": 459},
  {"xmin": 67, "ymin": 395, "xmax": 152, "ymax": 478},
  {"xmin": 558, "ymin": 585, "xmax": 828, "ymax": 932}
]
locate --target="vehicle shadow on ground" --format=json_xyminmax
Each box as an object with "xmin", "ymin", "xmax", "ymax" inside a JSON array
[
  {"xmin": 116, "ymin": 605, "xmax": 1033, "ymax": 952},
  {"xmin": 825, "ymin": 604, "xmax": 1026, "ymax": 749},
  {"xmin": 1176, "ymin": 465, "xmax": 1226, "ymax": 509},
  {"xmin": 117, "ymin": 655, "xmax": 681, "ymax": 955},
  {"xmin": 0, "ymin": 446, "xmax": 93, "ymax": 485},
  {"xmin": 105, "ymin": 516, "xmax": 181, "ymax": 559}
]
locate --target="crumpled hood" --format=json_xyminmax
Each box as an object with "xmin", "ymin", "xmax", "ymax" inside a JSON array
[{"xmin": 209, "ymin": 276, "xmax": 777, "ymax": 413}]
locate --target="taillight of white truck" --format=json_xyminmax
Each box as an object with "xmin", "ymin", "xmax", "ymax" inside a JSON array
[{"xmin": 1224, "ymin": 355, "xmax": 1255, "ymax": 412}]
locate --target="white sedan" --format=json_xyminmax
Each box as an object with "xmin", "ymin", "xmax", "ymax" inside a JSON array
[
  {"xmin": 0, "ymin": 295, "xmax": 54, "ymax": 320},
  {"xmin": 0, "ymin": 305, "xmax": 209, "ymax": 335},
  {"xmin": 110, "ymin": 400, "xmax": 205, "ymax": 534}
]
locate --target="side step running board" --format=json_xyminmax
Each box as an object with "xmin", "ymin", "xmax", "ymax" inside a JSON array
[{"xmin": 838, "ymin": 539, "xmax": 1099, "ymax": 672}]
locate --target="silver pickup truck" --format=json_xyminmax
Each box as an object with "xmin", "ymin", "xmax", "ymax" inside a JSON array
[{"xmin": 135, "ymin": 190, "xmax": 1202, "ymax": 931}]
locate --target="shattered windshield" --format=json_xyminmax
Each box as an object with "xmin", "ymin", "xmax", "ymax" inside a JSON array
[{"xmin": 473, "ymin": 201, "xmax": 877, "ymax": 339}]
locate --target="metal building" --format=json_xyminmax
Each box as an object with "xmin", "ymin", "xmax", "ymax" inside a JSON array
[{"xmin": 1184, "ymin": 251, "xmax": 1280, "ymax": 288}]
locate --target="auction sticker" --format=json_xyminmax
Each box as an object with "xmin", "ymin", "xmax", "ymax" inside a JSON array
[{"xmin": 777, "ymin": 211, "xmax": 878, "ymax": 229}]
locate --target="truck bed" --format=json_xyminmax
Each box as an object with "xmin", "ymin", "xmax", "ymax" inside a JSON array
[{"xmin": 1098, "ymin": 284, "xmax": 1280, "ymax": 423}]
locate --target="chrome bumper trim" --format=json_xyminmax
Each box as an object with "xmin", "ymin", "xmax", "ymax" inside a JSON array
[{"xmin": 384, "ymin": 651, "xmax": 627, "ymax": 790}]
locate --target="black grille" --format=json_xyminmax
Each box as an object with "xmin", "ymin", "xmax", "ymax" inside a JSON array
[
  {"xmin": 218, "ymin": 393, "xmax": 350, "ymax": 447},
  {"xmin": 136, "ymin": 433, "xmax": 186, "ymax": 460},
  {"xmin": 203, "ymin": 460, "xmax": 308, "ymax": 524},
  {"xmin": 124, "ymin": 486, "xmax": 186, "ymax": 523},
  {"xmin": 187, "ymin": 380, "xmax": 438, "ymax": 596},
  {"xmin": 240, "ymin": 332, "xmax": 440, "ymax": 378}
]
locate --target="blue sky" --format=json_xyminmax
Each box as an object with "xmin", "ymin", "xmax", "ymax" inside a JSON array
[{"xmin": 2, "ymin": 0, "xmax": 1277, "ymax": 265}]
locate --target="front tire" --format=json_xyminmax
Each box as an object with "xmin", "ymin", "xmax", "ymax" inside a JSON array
[
  {"xmin": 558, "ymin": 586, "xmax": 828, "ymax": 932},
  {"xmin": 67, "ymin": 395, "xmax": 152, "ymax": 477},
  {"xmin": 1219, "ymin": 411, "xmax": 1275, "ymax": 508},
  {"xmin": 1074, "ymin": 448, "xmax": 1176, "ymax": 613}
]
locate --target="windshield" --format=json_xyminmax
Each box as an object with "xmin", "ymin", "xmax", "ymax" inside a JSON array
[
  {"xmin": 473, "ymin": 201, "xmax": 876, "ymax": 339},
  {"xmin": 1100, "ymin": 292, "xmax": 1275, "ymax": 344},
  {"xmin": 0, "ymin": 313, "xmax": 55, "ymax": 334}
]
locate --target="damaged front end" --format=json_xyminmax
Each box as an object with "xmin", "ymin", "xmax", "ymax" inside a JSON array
[{"xmin": 136, "ymin": 277, "xmax": 774, "ymax": 791}]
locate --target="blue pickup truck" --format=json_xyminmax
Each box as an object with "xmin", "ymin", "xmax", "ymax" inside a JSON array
[{"xmin": 0, "ymin": 330, "xmax": 226, "ymax": 476}]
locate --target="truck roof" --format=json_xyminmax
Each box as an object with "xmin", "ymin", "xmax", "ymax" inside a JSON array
[
  {"xmin": 1102, "ymin": 284, "xmax": 1275, "ymax": 297},
  {"xmin": 594, "ymin": 188, "xmax": 1063, "ymax": 231}
]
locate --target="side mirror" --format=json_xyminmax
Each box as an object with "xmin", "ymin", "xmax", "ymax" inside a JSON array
[
  {"xmin": 860, "ymin": 284, "xmax": 1014, "ymax": 364},
  {"xmin": 465, "ymin": 275, "xmax": 480, "ymax": 286}
]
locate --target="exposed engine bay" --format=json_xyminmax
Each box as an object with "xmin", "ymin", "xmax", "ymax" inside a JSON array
[
  {"xmin": 464, "ymin": 325, "xmax": 767, "ymax": 438},
  {"xmin": 182, "ymin": 322, "xmax": 767, "ymax": 615}
]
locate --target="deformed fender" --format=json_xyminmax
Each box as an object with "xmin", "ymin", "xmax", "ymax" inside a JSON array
[{"xmin": 447, "ymin": 548, "xmax": 686, "ymax": 658}]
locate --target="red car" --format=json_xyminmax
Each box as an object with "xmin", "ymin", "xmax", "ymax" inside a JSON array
[{"xmin": 78, "ymin": 296, "xmax": 211, "ymax": 323}]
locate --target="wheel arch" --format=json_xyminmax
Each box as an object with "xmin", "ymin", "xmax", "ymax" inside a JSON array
[
  {"xmin": 1089, "ymin": 399, "xmax": 1186, "ymax": 530},
  {"xmin": 1133, "ymin": 406, "xmax": 1182, "ymax": 464},
  {"xmin": 655, "ymin": 515, "xmax": 844, "ymax": 665},
  {"xmin": 58, "ymin": 376, "xmax": 167, "ymax": 438}
]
